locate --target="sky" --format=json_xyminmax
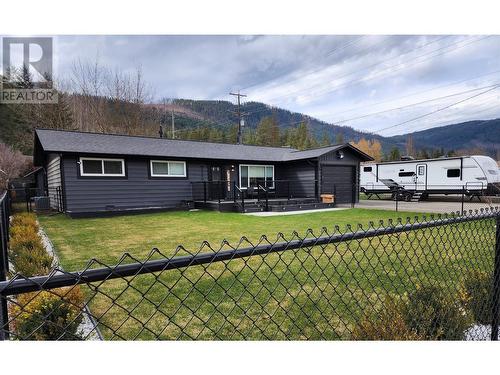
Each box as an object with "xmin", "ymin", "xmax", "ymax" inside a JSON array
[{"xmin": 7, "ymin": 35, "xmax": 500, "ymax": 136}]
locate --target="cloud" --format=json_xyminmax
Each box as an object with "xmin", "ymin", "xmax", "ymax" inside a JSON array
[{"xmin": 26, "ymin": 35, "xmax": 500, "ymax": 135}]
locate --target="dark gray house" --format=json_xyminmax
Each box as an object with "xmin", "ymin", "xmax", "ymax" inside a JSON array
[{"xmin": 33, "ymin": 129, "xmax": 373, "ymax": 217}]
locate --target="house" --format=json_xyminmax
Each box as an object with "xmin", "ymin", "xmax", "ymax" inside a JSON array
[{"xmin": 33, "ymin": 129, "xmax": 373, "ymax": 217}]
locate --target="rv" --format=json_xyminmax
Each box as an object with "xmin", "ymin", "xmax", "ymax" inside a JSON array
[{"xmin": 360, "ymin": 155, "xmax": 500, "ymax": 201}]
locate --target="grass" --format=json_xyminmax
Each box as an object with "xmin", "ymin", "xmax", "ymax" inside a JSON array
[{"xmin": 35, "ymin": 208, "xmax": 496, "ymax": 340}]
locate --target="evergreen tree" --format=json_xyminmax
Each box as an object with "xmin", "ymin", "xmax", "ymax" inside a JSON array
[
  {"xmin": 335, "ymin": 133, "xmax": 344, "ymax": 144},
  {"xmin": 388, "ymin": 147, "xmax": 401, "ymax": 161}
]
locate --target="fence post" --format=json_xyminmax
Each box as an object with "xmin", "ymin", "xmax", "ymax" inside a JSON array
[
  {"xmin": 461, "ymin": 185, "xmax": 465, "ymax": 214},
  {"xmin": 491, "ymin": 214, "xmax": 500, "ymax": 341},
  {"xmin": 0, "ymin": 195, "xmax": 10, "ymax": 340}
]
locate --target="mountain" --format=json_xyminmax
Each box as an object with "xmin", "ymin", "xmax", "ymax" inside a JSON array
[
  {"xmin": 161, "ymin": 99, "xmax": 396, "ymax": 149},
  {"xmin": 161, "ymin": 99, "xmax": 499, "ymax": 157},
  {"xmin": 1, "ymin": 96, "xmax": 499, "ymax": 158},
  {"xmin": 388, "ymin": 119, "xmax": 500, "ymax": 156}
]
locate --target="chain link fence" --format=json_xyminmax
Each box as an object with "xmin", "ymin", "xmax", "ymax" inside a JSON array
[{"xmin": 1, "ymin": 206, "xmax": 499, "ymax": 340}]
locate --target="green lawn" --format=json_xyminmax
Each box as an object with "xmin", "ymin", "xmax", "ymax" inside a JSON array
[
  {"xmin": 38, "ymin": 208, "xmax": 423, "ymax": 269},
  {"xmin": 36, "ymin": 208, "xmax": 496, "ymax": 340}
]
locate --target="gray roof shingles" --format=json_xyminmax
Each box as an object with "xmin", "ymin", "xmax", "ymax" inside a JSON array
[{"xmin": 35, "ymin": 129, "xmax": 372, "ymax": 162}]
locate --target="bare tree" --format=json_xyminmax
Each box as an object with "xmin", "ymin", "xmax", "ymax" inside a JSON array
[{"xmin": 0, "ymin": 142, "xmax": 31, "ymax": 190}]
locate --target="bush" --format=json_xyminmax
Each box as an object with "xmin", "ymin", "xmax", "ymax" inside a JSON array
[
  {"xmin": 352, "ymin": 297, "xmax": 423, "ymax": 340},
  {"xmin": 8, "ymin": 221, "xmax": 54, "ymax": 277},
  {"xmin": 402, "ymin": 285, "xmax": 472, "ymax": 340},
  {"xmin": 462, "ymin": 270, "xmax": 492, "ymax": 324},
  {"xmin": 9, "ymin": 287, "xmax": 85, "ymax": 340},
  {"xmin": 10, "ymin": 213, "xmax": 38, "ymax": 231},
  {"xmin": 353, "ymin": 285, "xmax": 473, "ymax": 340},
  {"xmin": 9, "ymin": 245, "xmax": 53, "ymax": 277}
]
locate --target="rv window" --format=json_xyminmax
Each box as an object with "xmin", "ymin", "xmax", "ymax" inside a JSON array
[
  {"xmin": 363, "ymin": 166, "xmax": 372, "ymax": 172},
  {"xmin": 398, "ymin": 171, "xmax": 415, "ymax": 177},
  {"xmin": 418, "ymin": 166, "xmax": 425, "ymax": 175},
  {"xmin": 447, "ymin": 169, "xmax": 460, "ymax": 178}
]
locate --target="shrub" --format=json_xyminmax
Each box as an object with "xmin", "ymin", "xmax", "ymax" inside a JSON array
[
  {"xmin": 352, "ymin": 297, "xmax": 423, "ymax": 340},
  {"xmin": 8, "ymin": 223, "xmax": 54, "ymax": 277},
  {"xmin": 461, "ymin": 270, "xmax": 492, "ymax": 325},
  {"xmin": 9, "ymin": 245, "xmax": 53, "ymax": 277},
  {"xmin": 353, "ymin": 285, "xmax": 473, "ymax": 340},
  {"xmin": 402, "ymin": 285, "xmax": 472, "ymax": 340},
  {"xmin": 10, "ymin": 213, "xmax": 38, "ymax": 231},
  {"xmin": 9, "ymin": 287, "xmax": 85, "ymax": 340}
]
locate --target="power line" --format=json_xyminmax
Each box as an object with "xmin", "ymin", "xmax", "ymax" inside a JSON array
[
  {"xmin": 322, "ymin": 67, "xmax": 500, "ymax": 120},
  {"xmin": 246, "ymin": 35, "xmax": 453, "ymax": 105},
  {"xmin": 333, "ymin": 83, "xmax": 500, "ymax": 124},
  {"xmin": 247, "ymin": 35, "xmax": 489, "ymax": 110},
  {"xmin": 375, "ymin": 83, "xmax": 500, "ymax": 134}
]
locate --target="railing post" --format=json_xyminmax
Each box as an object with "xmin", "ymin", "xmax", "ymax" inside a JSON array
[
  {"xmin": 265, "ymin": 188, "xmax": 269, "ymax": 212},
  {"xmin": 203, "ymin": 181, "xmax": 207, "ymax": 203},
  {"xmin": 241, "ymin": 188, "xmax": 245, "ymax": 212},
  {"xmin": 491, "ymin": 214, "xmax": 500, "ymax": 340},
  {"xmin": 233, "ymin": 182, "xmax": 236, "ymax": 203}
]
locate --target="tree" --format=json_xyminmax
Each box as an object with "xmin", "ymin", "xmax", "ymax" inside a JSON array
[
  {"xmin": 351, "ymin": 138, "xmax": 383, "ymax": 161},
  {"xmin": 388, "ymin": 146, "xmax": 401, "ymax": 161},
  {"xmin": 320, "ymin": 132, "xmax": 331, "ymax": 146},
  {"xmin": 0, "ymin": 142, "xmax": 31, "ymax": 189},
  {"xmin": 406, "ymin": 135, "xmax": 416, "ymax": 157},
  {"xmin": 335, "ymin": 133, "xmax": 345, "ymax": 144},
  {"xmin": 255, "ymin": 116, "xmax": 280, "ymax": 146}
]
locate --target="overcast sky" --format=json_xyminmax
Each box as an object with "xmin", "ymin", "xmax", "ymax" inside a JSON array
[{"xmin": 21, "ymin": 35, "xmax": 500, "ymax": 135}]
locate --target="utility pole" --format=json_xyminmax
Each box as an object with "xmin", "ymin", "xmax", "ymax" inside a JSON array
[
  {"xmin": 171, "ymin": 109, "xmax": 175, "ymax": 139},
  {"xmin": 229, "ymin": 91, "xmax": 247, "ymax": 144}
]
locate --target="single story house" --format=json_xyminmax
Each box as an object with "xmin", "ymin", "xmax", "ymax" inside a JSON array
[{"xmin": 33, "ymin": 129, "xmax": 373, "ymax": 217}]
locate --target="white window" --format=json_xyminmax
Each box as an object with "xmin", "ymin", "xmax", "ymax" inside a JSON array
[
  {"xmin": 239, "ymin": 164, "xmax": 274, "ymax": 189},
  {"xmin": 150, "ymin": 160, "xmax": 187, "ymax": 177},
  {"xmin": 80, "ymin": 157, "xmax": 125, "ymax": 177}
]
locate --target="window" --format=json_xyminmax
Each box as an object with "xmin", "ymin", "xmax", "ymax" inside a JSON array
[
  {"xmin": 418, "ymin": 166, "xmax": 425, "ymax": 176},
  {"xmin": 150, "ymin": 160, "xmax": 187, "ymax": 177},
  {"xmin": 447, "ymin": 169, "xmax": 460, "ymax": 178},
  {"xmin": 80, "ymin": 157, "xmax": 125, "ymax": 177},
  {"xmin": 239, "ymin": 165, "xmax": 274, "ymax": 188},
  {"xmin": 363, "ymin": 166, "xmax": 372, "ymax": 172},
  {"xmin": 398, "ymin": 171, "xmax": 416, "ymax": 177}
]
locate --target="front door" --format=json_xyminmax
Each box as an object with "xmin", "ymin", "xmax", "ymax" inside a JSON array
[
  {"xmin": 415, "ymin": 164, "xmax": 427, "ymax": 191},
  {"xmin": 208, "ymin": 165, "xmax": 236, "ymax": 200}
]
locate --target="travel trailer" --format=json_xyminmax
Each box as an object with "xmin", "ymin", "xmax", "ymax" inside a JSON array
[{"xmin": 360, "ymin": 155, "xmax": 500, "ymax": 201}]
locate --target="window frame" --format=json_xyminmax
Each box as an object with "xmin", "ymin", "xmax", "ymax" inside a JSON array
[
  {"xmin": 398, "ymin": 171, "xmax": 416, "ymax": 177},
  {"xmin": 363, "ymin": 166, "xmax": 372, "ymax": 172},
  {"xmin": 447, "ymin": 168, "xmax": 461, "ymax": 178},
  {"xmin": 239, "ymin": 164, "xmax": 275, "ymax": 189},
  {"xmin": 149, "ymin": 160, "xmax": 187, "ymax": 178},
  {"xmin": 79, "ymin": 157, "xmax": 125, "ymax": 177}
]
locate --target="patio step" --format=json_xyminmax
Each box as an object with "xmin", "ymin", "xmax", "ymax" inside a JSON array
[{"xmin": 268, "ymin": 202, "xmax": 335, "ymax": 212}]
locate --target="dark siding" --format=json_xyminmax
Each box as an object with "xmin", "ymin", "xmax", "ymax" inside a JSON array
[
  {"xmin": 46, "ymin": 154, "xmax": 62, "ymax": 209},
  {"xmin": 279, "ymin": 160, "xmax": 317, "ymax": 198},
  {"xmin": 62, "ymin": 155, "xmax": 205, "ymax": 214},
  {"xmin": 319, "ymin": 148, "xmax": 361, "ymax": 203}
]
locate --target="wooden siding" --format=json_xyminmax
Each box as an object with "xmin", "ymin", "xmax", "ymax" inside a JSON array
[
  {"xmin": 62, "ymin": 155, "xmax": 205, "ymax": 214},
  {"xmin": 280, "ymin": 160, "xmax": 317, "ymax": 198},
  {"xmin": 46, "ymin": 153, "xmax": 61, "ymax": 209}
]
